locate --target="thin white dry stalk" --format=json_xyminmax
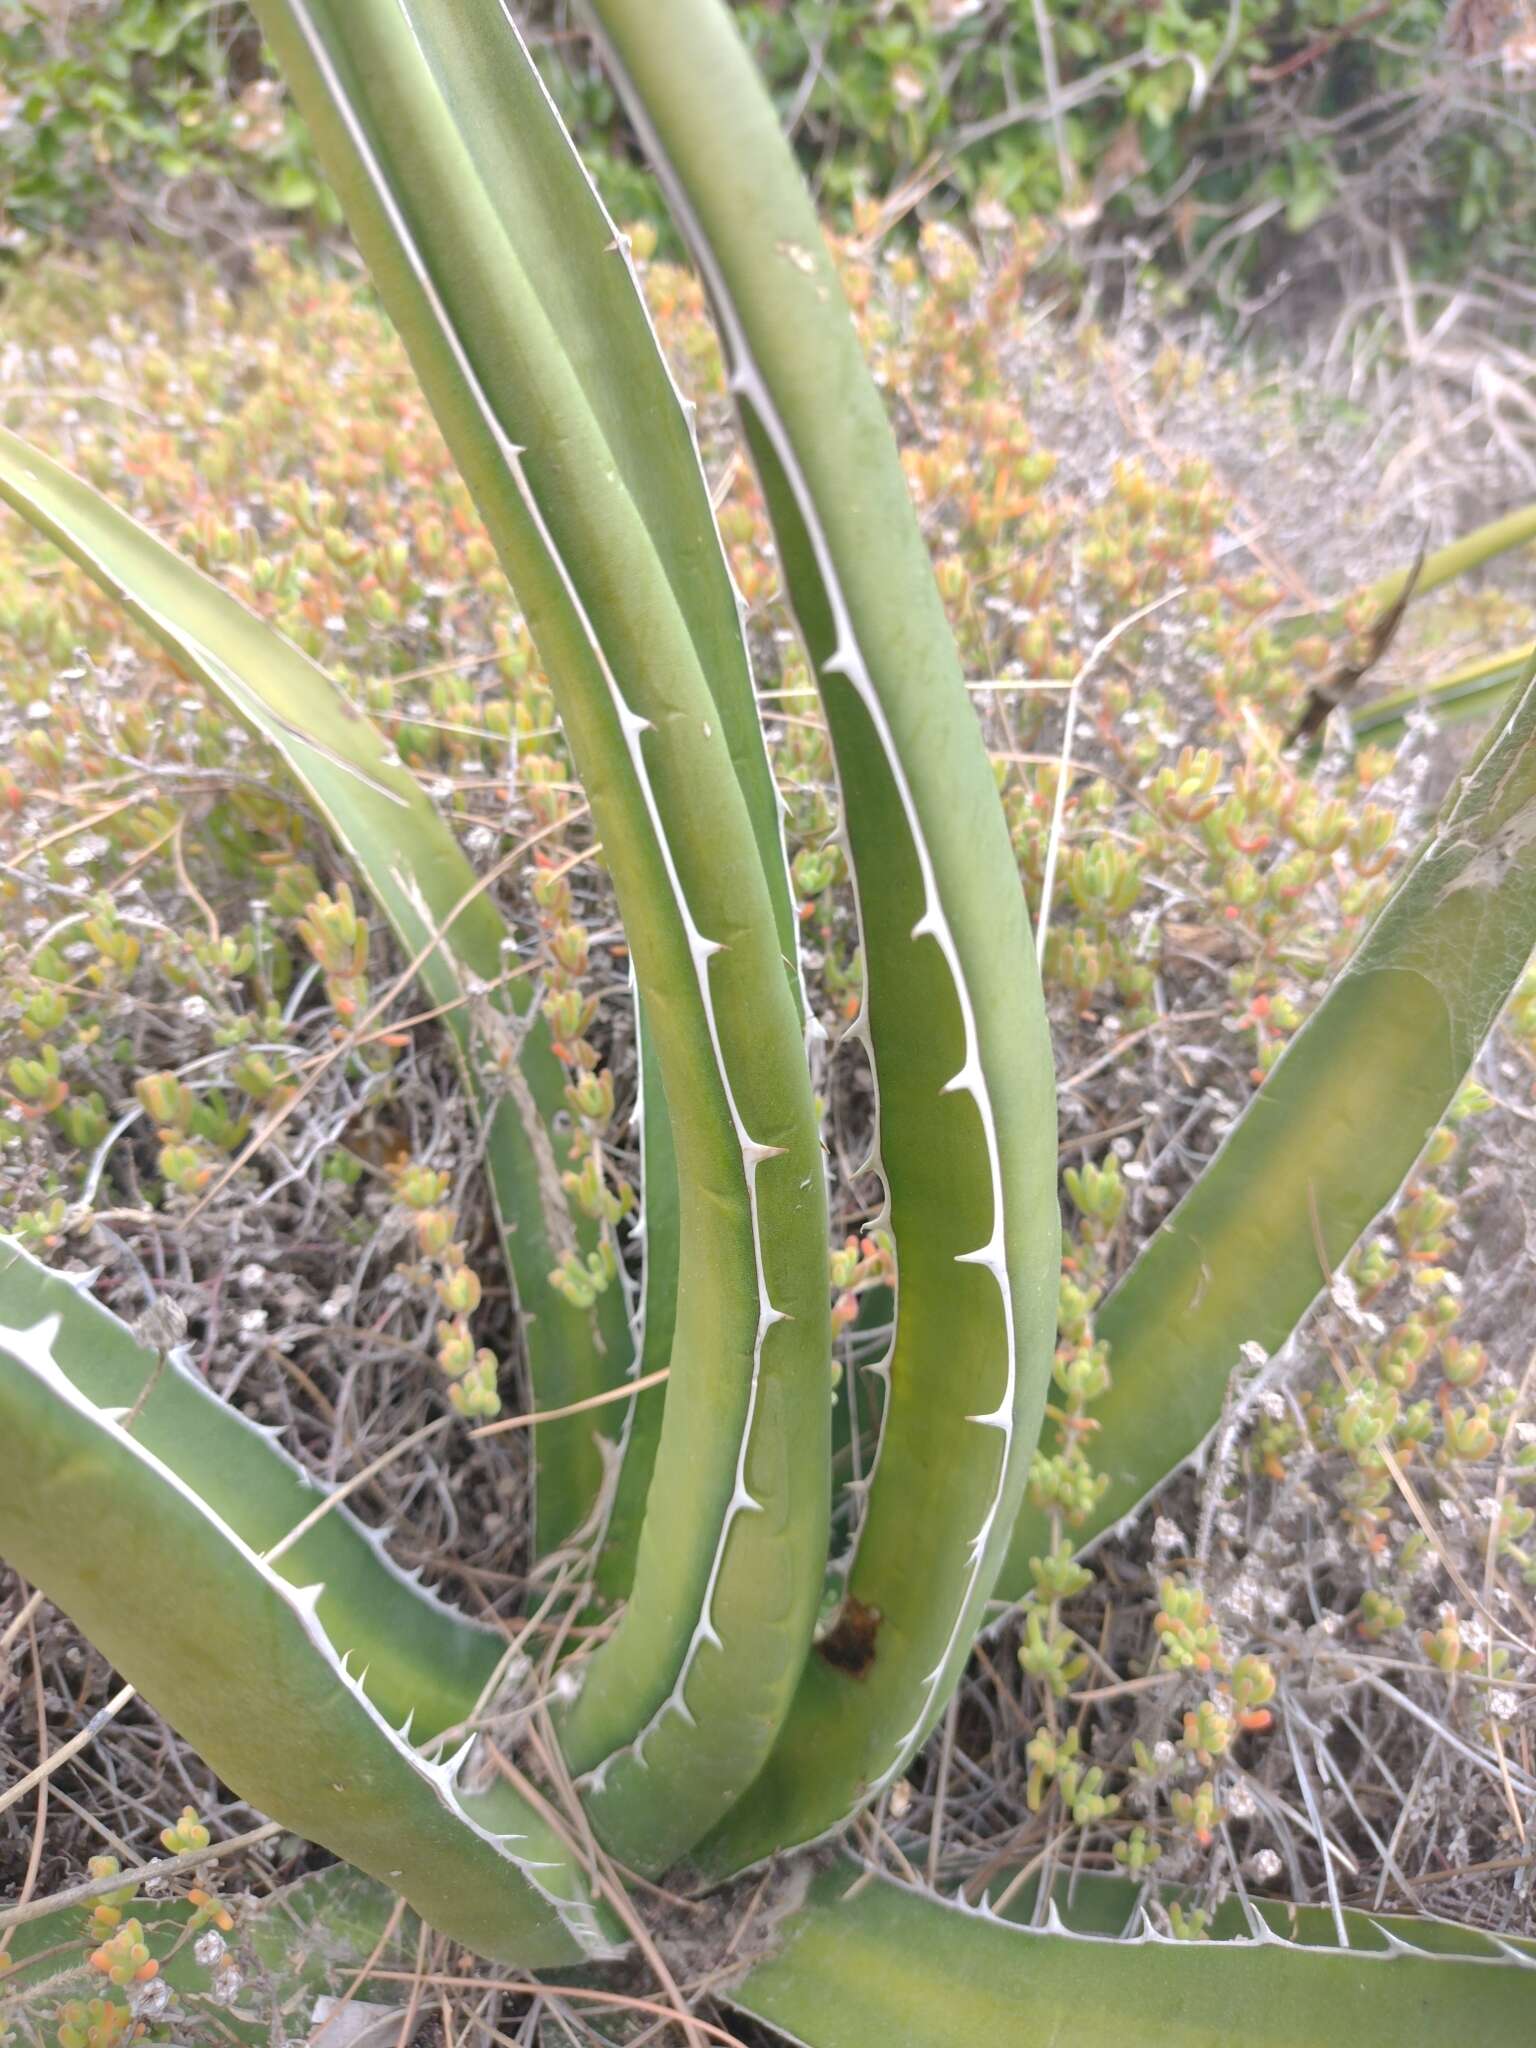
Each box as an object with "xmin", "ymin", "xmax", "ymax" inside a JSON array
[
  {"xmin": 0, "ymin": 1819, "xmax": 285, "ymax": 1934},
  {"xmin": 1034, "ymin": 583, "xmax": 1187, "ymax": 955},
  {"xmin": 0, "ymin": 1681, "xmax": 135, "ymax": 1822}
]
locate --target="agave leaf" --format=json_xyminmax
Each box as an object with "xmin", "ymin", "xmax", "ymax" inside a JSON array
[
  {"xmin": 1284, "ymin": 509, "xmax": 1536, "ymax": 744},
  {"xmin": 999, "ymin": 655, "xmax": 1536, "ymax": 1589},
  {"xmin": 250, "ymin": 0, "xmax": 830, "ymax": 1872},
  {"xmin": 584, "ymin": 0, "xmax": 1059, "ymax": 1874},
  {"xmin": 1343, "ymin": 638, "xmax": 1535, "ymax": 750},
  {"xmin": 1354, "ymin": 501, "xmax": 1536, "ymax": 620},
  {"xmin": 14, "ymin": 1857, "xmax": 1528, "ymax": 2044},
  {"xmin": 0, "ymin": 1244, "xmax": 618, "ymax": 1966},
  {"xmin": 986, "ymin": 1866, "xmax": 1536, "ymax": 1959},
  {"xmin": 0, "ymin": 1238, "xmax": 502, "ymax": 1739},
  {"xmin": 0, "ymin": 423, "xmax": 630, "ymax": 1563},
  {"xmin": 1284, "ymin": 500, "xmax": 1536, "ymax": 639},
  {"xmin": 729, "ymin": 1864, "xmax": 1535, "ymax": 2046}
]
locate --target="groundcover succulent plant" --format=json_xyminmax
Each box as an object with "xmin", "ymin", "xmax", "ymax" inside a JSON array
[{"xmin": 3, "ymin": 1, "xmax": 1536, "ymax": 2041}]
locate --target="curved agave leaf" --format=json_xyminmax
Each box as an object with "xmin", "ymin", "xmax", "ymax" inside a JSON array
[
  {"xmin": 0, "ymin": 1238, "xmax": 500, "ymax": 1738},
  {"xmin": 999, "ymin": 656, "xmax": 1536, "ymax": 1590},
  {"xmin": 249, "ymin": 0, "xmax": 830, "ymax": 1873},
  {"xmin": 0, "ymin": 424, "xmax": 631, "ymax": 1563},
  {"xmin": 1285, "ymin": 500, "xmax": 1536, "ymax": 638},
  {"xmin": 584, "ymin": 0, "xmax": 1059, "ymax": 1875},
  {"xmin": 1344, "ymin": 638, "xmax": 1535, "ymax": 750},
  {"xmin": 15, "ymin": 1856, "xmax": 1527, "ymax": 2045},
  {"xmin": 0, "ymin": 1245, "xmax": 617, "ymax": 1966},
  {"xmin": 1287, "ymin": 512, "xmax": 1536, "ymax": 745},
  {"xmin": 986, "ymin": 1866, "xmax": 1536, "ymax": 1959},
  {"xmin": 1352, "ymin": 501, "xmax": 1536, "ymax": 621},
  {"xmin": 729, "ymin": 1864, "xmax": 1535, "ymax": 2046}
]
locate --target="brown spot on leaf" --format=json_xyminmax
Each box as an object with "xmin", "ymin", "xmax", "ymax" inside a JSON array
[{"xmin": 817, "ymin": 1597, "xmax": 883, "ymax": 1679}]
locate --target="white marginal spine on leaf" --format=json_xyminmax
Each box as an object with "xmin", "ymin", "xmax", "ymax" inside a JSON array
[
  {"xmin": 30, "ymin": 417, "xmax": 600, "ymax": 1573},
  {"xmin": 491, "ymin": 414, "xmax": 788, "ymax": 1789},
  {"xmin": 12, "ymin": 455, "xmax": 418, "ymax": 833},
  {"xmin": 933, "ymin": 1876, "xmax": 1533, "ymax": 1969},
  {"xmin": 0, "ymin": 458, "xmax": 488, "ymax": 1095},
  {"xmin": 280, "ymin": 0, "xmax": 792, "ymax": 1788},
  {"xmin": 623, "ymin": 967, "xmax": 650, "ymax": 1349},
  {"xmin": 386, "ymin": 850, "xmax": 566, "ymax": 1546},
  {"xmin": 479, "ymin": 6, "xmax": 799, "ymax": 1794},
  {"xmin": 0, "ymin": 1304, "xmax": 617, "ymax": 1954},
  {"xmin": 569, "ymin": 676, "xmax": 782, "ymax": 1792},
  {"xmin": 1484, "ymin": 1934, "xmax": 1536, "ymax": 1969},
  {"xmin": 6, "ymin": 438, "xmax": 486, "ymax": 1061},
  {"xmin": 582, "ymin": 970, "xmax": 659, "ymax": 1573},
  {"xmin": 816, "ymin": 588, "xmax": 1016, "ymax": 1773}
]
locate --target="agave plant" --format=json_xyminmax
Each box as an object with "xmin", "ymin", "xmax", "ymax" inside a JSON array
[{"xmin": 3, "ymin": 1, "xmax": 1536, "ymax": 2041}]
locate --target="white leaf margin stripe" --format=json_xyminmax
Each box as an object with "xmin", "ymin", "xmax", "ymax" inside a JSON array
[
  {"xmin": 0, "ymin": 1307, "xmax": 618, "ymax": 1959},
  {"xmin": 278, "ymin": 0, "xmax": 801, "ymax": 1773},
  {"xmin": 944, "ymin": 1878, "xmax": 1536, "ymax": 1967},
  {"xmin": 598, "ymin": 972, "xmax": 656, "ymax": 1533},
  {"xmin": 0, "ymin": 451, "xmax": 483, "ymax": 1006},
  {"xmin": 500, "ymin": 0, "xmax": 817, "ymax": 1044},
  {"xmin": 829, "ymin": 955, "xmax": 893, "ymax": 1582},
  {"xmin": 0, "ymin": 432, "xmax": 633, "ymax": 1565},
  {"xmin": 0, "ymin": 1236, "xmax": 499, "ymax": 1633}
]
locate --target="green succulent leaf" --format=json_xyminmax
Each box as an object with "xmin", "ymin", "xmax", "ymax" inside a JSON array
[
  {"xmin": 248, "ymin": 0, "xmax": 830, "ymax": 1873},
  {"xmin": 729, "ymin": 1864, "xmax": 1536, "ymax": 2047},
  {"xmin": 585, "ymin": 0, "xmax": 1059, "ymax": 1875},
  {"xmin": 0, "ymin": 1239, "xmax": 616, "ymax": 1967},
  {"xmin": 17, "ymin": 1858, "xmax": 1527, "ymax": 2047},
  {"xmin": 1001, "ymin": 654, "xmax": 1536, "ymax": 1589},
  {"xmin": 0, "ymin": 1238, "xmax": 502, "ymax": 1738},
  {"xmin": 0, "ymin": 421, "xmax": 631, "ymax": 1562}
]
